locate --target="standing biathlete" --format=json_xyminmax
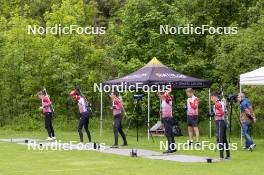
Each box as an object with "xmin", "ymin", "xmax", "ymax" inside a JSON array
[
  {"xmin": 211, "ymin": 93, "xmax": 231, "ymax": 160},
  {"xmin": 185, "ymin": 88, "xmax": 200, "ymax": 145},
  {"xmin": 37, "ymin": 91, "xmax": 56, "ymax": 141},
  {"xmin": 110, "ymin": 92, "xmax": 128, "ymax": 148},
  {"xmin": 158, "ymin": 87, "xmax": 176, "ymax": 154},
  {"xmin": 70, "ymin": 89, "xmax": 91, "ymax": 143}
]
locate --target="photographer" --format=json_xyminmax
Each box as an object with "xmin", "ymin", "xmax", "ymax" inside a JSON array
[
  {"xmin": 237, "ymin": 93, "xmax": 256, "ymax": 151},
  {"xmin": 109, "ymin": 91, "xmax": 128, "ymax": 148},
  {"xmin": 211, "ymin": 93, "xmax": 230, "ymax": 160},
  {"xmin": 70, "ymin": 89, "xmax": 92, "ymax": 143},
  {"xmin": 157, "ymin": 87, "xmax": 176, "ymax": 154},
  {"xmin": 185, "ymin": 88, "xmax": 200, "ymax": 146}
]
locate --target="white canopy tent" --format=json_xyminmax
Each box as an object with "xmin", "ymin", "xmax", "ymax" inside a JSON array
[
  {"xmin": 240, "ymin": 67, "xmax": 264, "ymax": 86},
  {"xmin": 239, "ymin": 67, "xmax": 264, "ymax": 144}
]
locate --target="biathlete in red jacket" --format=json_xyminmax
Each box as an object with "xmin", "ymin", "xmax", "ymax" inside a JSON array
[
  {"xmin": 157, "ymin": 86, "xmax": 176, "ymax": 154},
  {"xmin": 185, "ymin": 88, "xmax": 200, "ymax": 145},
  {"xmin": 70, "ymin": 89, "xmax": 92, "ymax": 143},
  {"xmin": 109, "ymin": 91, "xmax": 127, "ymax": 148},
  {"xmin": 211, "ymin": 92, "xmax": 231, "ymax": 160},
  {"xmin": 37, "ymin": 91, "xmax": 56, "ymax": 141}
]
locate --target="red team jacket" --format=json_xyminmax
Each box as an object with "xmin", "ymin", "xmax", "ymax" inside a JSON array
[
  {"xmin": 70, "ymin": 90, "xmax": 88, "ymax": 114},
  {"xmin": 187, "ymin": 95, "xmax": 199, "ymax": 116},
  {"xmin": 213, "ymin": 100, "xmax": 225, "ymax": 121},
  {"xmin": 112, "ymin": 97, "xmax": 123, "ymax": 116},
  {"xmin": 41, "ymin": 95, "xmax": 52, "ymax": 113}
]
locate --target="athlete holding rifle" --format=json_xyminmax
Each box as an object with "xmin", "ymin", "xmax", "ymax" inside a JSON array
[
  {"xmin": 157, "ymin": 86, "xmax": 176, "ymax": 154},
  {"xmin": 37, "ymin": 89, "xmax": 56, "ymax": 141},
  {"xmin": 70, "ymin": 86, "xmax": 92, "ymax": 144},
  {"xmin": 109, "ymin": 91, "xmax": 128, "ymax": 148}
]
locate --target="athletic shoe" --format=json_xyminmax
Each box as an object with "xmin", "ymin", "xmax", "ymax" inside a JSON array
[
  {"xmin": 172, "ymin": 149, "xmax": 177, "ymax": 153},
  {"xmin": 45, "ymin": 137, "xmax": 53, "ymax": 141},
  {"xmin": 248, "ymin": 144, "xmax": 256, "ymax": 152},
  {"xmin": 188, "ymin": 140, "xmax": 193, "ymax": 146},
  {"xmin": 121, "ymin": 143, "xmax": 128, "ymax": 146},
  {"xmin": 110, "ymin": 145, "xmax": 119, "ymax": 148},
  {"xmin": 52, "ymin": 137, "xmax": 56, "ymax": 140},
  {"xmin": 163, "ymin": 149, "xmax": 176, "ymax": 154},
  {"xmin": 225, "ymin": 157, "xmax": 231, "ymax": 160},
  {"xmin": 195, "ymin": 142, "xmax": 201, "ymax": 146}
]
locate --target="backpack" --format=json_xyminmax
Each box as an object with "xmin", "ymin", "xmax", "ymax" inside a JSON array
[
  {"xmin": 172, "ymin": 119, "xmax": 183, "ymax": 137},
  {"xmin": 83, "ymin": 96, "xmax": 93, "ymax": 117}
]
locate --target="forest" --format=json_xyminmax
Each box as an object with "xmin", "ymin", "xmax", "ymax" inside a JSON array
[{"xmin": 0, "ymin": 0, "xmax": 263, "ymax": 135}]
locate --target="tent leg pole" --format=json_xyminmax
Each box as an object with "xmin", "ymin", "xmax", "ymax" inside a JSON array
[
  {"xmin": 160, "ymin": 99, "xmax": 162, "ymax": 120},
  {"xmin": 100, "ymin": 90, "xmax": 103, "ymax": 137},
  {"xmin": 209, "ymin": 88, "xmax": 212, "ymax": 138},
  {"xmin": 148, "ymin": 90, "xmax": 150, "ymax": 140},
  {"xmin": 240, "ymin": 85, "xmax": 243, "ymax": 146}
]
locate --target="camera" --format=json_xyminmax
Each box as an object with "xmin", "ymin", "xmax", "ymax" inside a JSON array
[
  {"xmin": 133, "ymin": 94, "xmax": 144, "ymax": 100},
  {"xmin": 227, "ymin": 94, "xmax": 238, "ymax": 103},
  {"xmin": 208, "ymin": 111, "xmax": 215, "ymax": 118}
]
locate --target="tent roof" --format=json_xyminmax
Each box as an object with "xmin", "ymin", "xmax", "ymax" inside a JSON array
[
  {"xmin": 104, "ymin": 57, "xmax": 210, "ymax": 88},
  {"xmin": 240, "ymin": 67, "xmax": 264, "ymax": 85}
]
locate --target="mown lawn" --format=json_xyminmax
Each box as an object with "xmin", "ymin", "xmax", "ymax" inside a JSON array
[{"xmin": 0, "ymin": 129, "xmax": 263, "ymax": 175}]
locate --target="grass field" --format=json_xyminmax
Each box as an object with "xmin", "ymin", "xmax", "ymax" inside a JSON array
[{"xmin": 0, "ymin": 129, "xmax": 263, "ymax": 175}]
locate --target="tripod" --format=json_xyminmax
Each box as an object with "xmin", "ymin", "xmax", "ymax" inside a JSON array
[
  {"xmin": 227, "ymin": 101, "xmax": 242, "ymax": 143},
  {"xmin": 125, "ymin": 99, "xmax": 154, "ymax": 142}
]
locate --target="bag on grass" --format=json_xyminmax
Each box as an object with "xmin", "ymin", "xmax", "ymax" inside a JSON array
[{"xmin": 172, "ymin": 120, "xmax": 183, "ymax": 137}]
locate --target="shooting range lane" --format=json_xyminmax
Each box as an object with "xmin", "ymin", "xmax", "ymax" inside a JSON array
[{"xmin": 0, "ymin": 138, "xmax": 216, "ymax": 163}]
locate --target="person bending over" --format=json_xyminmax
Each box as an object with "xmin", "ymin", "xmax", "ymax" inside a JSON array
[
  {"xmin": 70, "ymin": 89, "xmax": 91, "ymax": 143},
  {"xmin": 185, "ymin": 88, "xmax": 200, "ymax": 146},
  {"xmin": 109, "ymin": 92, "xmax": 128, "ymax": 148},
  {"xmin": 37, "ymin": 91, "xmax": 56, "ymax": 141},
  {"xmin": 158, "ymin": 87, "xmax": 176, "ymax": 154},
  {"xmin": 211, "ymin": 93, "xmax": 230, "ymax": 160},
  {"xmin": 238, "ymin": 93, "xmax": 256, "ymax": 151}
]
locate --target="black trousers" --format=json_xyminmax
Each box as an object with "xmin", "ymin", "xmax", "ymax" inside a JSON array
[
  {"xmin": 78, "ymin": 112, "xmax": 91, "ymax": 143},
  {"xmin": 113, "ymin": 114, "xmax": 127, "ymax": 145},
  {"xmin": 216, "ymin": 120, "xmax": 230, "ymax": 158},
  {"xmin": 162, "ymin": 117, "xmax": 175, "ymax": 150},
  {"xmin": 44, "ymin": 112, "xmax": 55, "ymax": 137}
]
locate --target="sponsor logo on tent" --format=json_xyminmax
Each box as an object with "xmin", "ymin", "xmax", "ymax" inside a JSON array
[
  {"xmin": 123, "ymin": 74, "xmax": 147, "ymax": 79},
  {"xmin": 156, "ymin": 73, "xmax": 186, "ymax": 78}
]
